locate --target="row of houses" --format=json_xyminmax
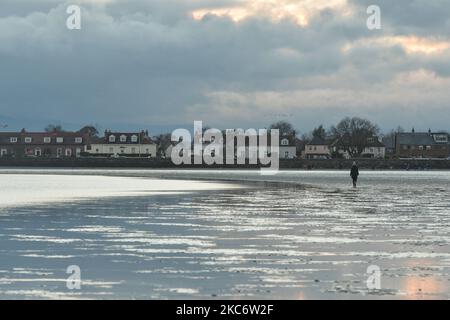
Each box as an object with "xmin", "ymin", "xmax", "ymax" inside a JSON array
[
  {"xmin": 0, "ymin": 127, "xmax": 449, "ymax": 160},
  {"xmin": 304, "ymin": 136, "xmax": 386, "ymax": 159},
  {"xmin": 0, "ymin": 128, "xmax": 157, "ymax": 159},
  {"xmin": 304, "ymin": 129, "xmax": 450, "ymax": 160}
]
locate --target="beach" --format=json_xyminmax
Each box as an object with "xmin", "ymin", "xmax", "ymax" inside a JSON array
[{"xmin": 0, "ymin": 169, "xmax": 449, "ymax": 299}]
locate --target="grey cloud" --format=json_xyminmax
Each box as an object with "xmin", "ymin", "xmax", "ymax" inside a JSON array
[{"xmin": 0, "ymin": 0, "xmax": 449, "ymax": 133}]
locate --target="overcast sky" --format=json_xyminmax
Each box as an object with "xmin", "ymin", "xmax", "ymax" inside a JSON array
[{"xmin": 1, "ymin": 0, "xmax": 450, "ymax": 134}]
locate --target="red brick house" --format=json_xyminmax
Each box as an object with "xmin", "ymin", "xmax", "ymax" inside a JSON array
[
  {"xmin": 395, "ymin": 130, "xmax": 450, "ymax": 159},
  {"xmin": 0, "ymin": 129, "xmax": 89, "ymax": 158}
]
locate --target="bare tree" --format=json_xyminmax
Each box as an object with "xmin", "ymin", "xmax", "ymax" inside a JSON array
[
  {"xmin": 154, "ymin": 133, "xmax": 172, "ymax": 158},
  {"xmin": 269, "ymin": 121, "xmax": 295, "ymax": 136},
  {"xmin": 331, "ymin": 117, "xmax": 380, "ymax": 157},
  {"xmin": 78, "ymin": 125, "xmax": 99, "ymax": 137}
]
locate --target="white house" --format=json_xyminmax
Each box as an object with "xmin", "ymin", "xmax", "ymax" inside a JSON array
[
  {"xmin": 279, "ymin": 135, "xmax": 297, "ymax": 159},
  {"xmin": 86, "ymin": 130, "xmax": 157, "ymax": 157}
]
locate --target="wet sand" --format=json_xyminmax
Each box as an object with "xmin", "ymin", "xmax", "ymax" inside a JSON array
[{"xmin": 0, "ymin": 169, "xmax": 449, "ymax": 299}]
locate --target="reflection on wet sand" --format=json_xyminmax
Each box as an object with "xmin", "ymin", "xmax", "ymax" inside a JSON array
[
  {"xmin": 401, "ymin": 259, "xmax": 448, "ymax": 300},
  {"xmin": 0, "ymin": 170, "xmax": 449, "ymax": 299}
]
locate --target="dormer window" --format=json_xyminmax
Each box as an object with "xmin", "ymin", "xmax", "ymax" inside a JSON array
[
  {"xmin": 120, "ymin": 135, "xmax": 127, "ymax": 142},
  {"xmin": 25, "ymin": 137, "xmax": 32, "ymax": 143},
  {"xmin": 281, "ymin": 138, "xmax": 289, "ymax": 146},
  {"xmin": 131, "ymin": 135, "xmax": 138, "ymax": 143},
  {"xmin": 44, "ymin": 137, "xmax": 51, "ymax": 143},
  {"xmin": 56, "ymin": 137, "xmax": 64, "ymax": 143},
  {"xmin": 75, "ymin": 137, "xmax": 82, "ymax": 143},
  {"xmin": 109, "ymin": 135, "xmax": 116, "ymax": 143},
  {"xmin": 10, "ymin": 137, "xmax": 18, "ymax": 143}
]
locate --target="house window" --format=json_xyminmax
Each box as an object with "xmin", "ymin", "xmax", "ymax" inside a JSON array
[
  {"xmin": 281, "ymin": 139, "xmax": 289, "ymax": 146},
  {"xmin": 57, "ymin": 148, "xmax": 63, "ymax": 157},
  {"xmin": 65, "ymin": 148, "xmax": 72, "ymax": 157},
  {"xmin": 0, "ymin": 149, "xmax": 7, "ymax": 157},
  {"xmin": 10, "ymin": 137, "xmax": 18, "ymax": 143},
  {"xmin": 25, "ymin": 137, "xmax": 32, "ymax": 143},
  {"xmin": 109, "ymin": 147, "xmax": 114, "ymax": 153},
  {"xmin": 56, "ymin": 137, "xmax": 64, "ymax": 143},
  {"xmin": 131, "ymin": 147, "xmax": 136, "ymax": 154},
  {"xmin": 75, "ymin": 137, "xmax": 83, "ymax": 143},
  {"xmin": 419, "ymin": 146, "xmax": 423, "ymax": 150},
  {"xmin": 109, "ymin": 135, "xmax": 116, "ymax": 143},
  {"xmin": 285, "ymin": 151, "xmax": 289, "ymax": 158},
  {"xmin": 34, "ymin": 148, "xmax": 42, "ymax": 157},
  {"xmin": 44, "ymin": 137, "xmax": 51, "ymax": 143},
  {"xmin": 146, "ymin": 148, "xmax": 150, "ymax": 154},
  {"xmin": 426, "ymin": 146, "xmax": 431, "ymax": 150},
  {"xmin": 120, "ymin": 135, "xmax": 127, "ymax": 142},
  {"xmin": 131, "ymin": 135, "xmax": 138, "ymax": 143}
]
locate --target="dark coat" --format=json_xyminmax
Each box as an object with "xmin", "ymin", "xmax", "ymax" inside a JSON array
[{"xmin": 350, "ymin": 165, "xmax": 359, "ymax": 180}]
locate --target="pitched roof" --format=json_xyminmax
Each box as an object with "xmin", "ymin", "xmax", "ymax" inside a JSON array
[
  {"xmin": 279, "ymin": 134, "xmax": 296, "ymax": 146},
  {"xmin": 308, "ymin": 136, "xmax": 329, "ymax": 146},
  {"xmin": 102, "ymin": 132, "xmax": 154, "ymax": 144},
  {"xmin": 0, "ymin": 131, "xmax": 88, "ymax": 145},
  {"xmin": 366, "ymin": 139, "xmax": 385, "ymax": 147},
  {"xmin": 396, "ymin": 133, "xmax": 437, "ymax": 146}
]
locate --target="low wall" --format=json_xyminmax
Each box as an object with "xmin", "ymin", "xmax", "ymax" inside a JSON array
[{"xmin": 1, "ymin": 157, "xmax": 450, "ymax": 170}]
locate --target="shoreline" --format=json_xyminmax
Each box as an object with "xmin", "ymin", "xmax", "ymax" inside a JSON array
[{"xmin": 1, "ymin": 158, "xmax": 450, "ymax": 170}]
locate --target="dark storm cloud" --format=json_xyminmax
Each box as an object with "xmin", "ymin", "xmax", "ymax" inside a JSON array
[{"xmin": 0, "ymin": 0, "xmax": 449, "ymax": 133}]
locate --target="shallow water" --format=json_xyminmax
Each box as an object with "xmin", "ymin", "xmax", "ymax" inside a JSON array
[{"xmin": 0, "ymin": 169, "xmax": 449, "ymax": 299}]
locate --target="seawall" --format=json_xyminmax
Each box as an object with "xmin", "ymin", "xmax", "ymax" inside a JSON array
[{"xmin": 1, "ymin": 158, "xmax": 450, "ymax": 170}]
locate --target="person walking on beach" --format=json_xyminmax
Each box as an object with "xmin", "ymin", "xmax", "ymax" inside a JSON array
[{"xmin": 350, "ymin": 161, "xmax": 359, "ymax": 188}]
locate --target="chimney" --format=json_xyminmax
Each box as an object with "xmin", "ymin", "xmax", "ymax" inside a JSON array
[
  {"xmin": 428, "ymin": 128, "xmax": 432, "ymax": 134},
  {"xmin": 412, "ymin": 128, "xmax": 415, "ymax": 133}
]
